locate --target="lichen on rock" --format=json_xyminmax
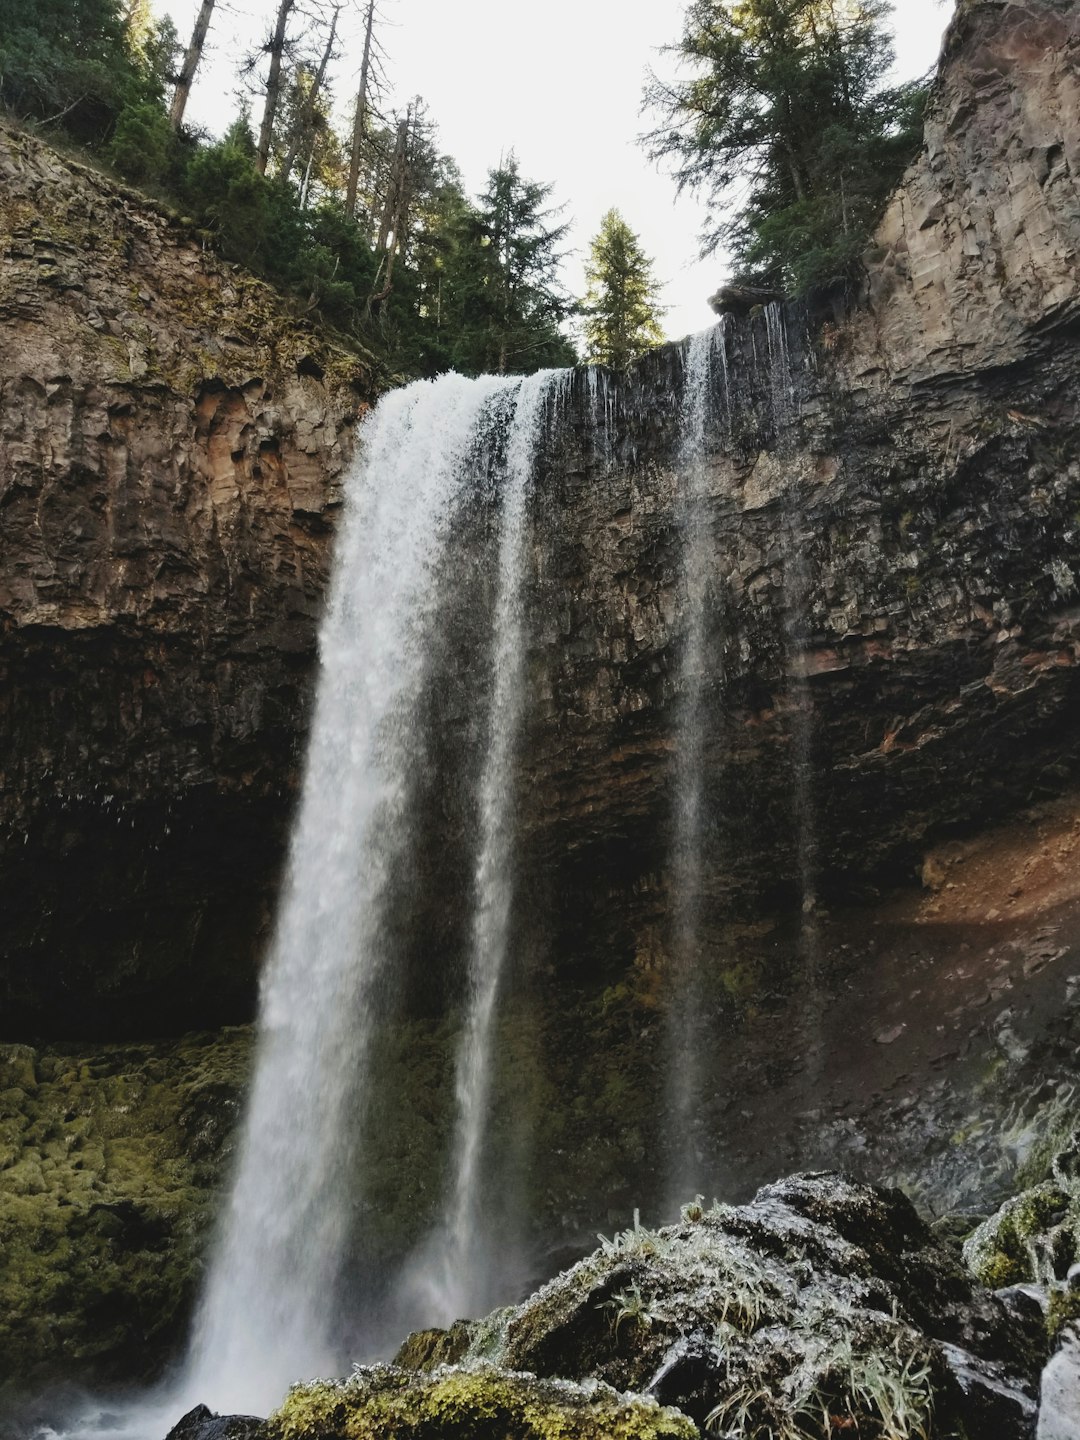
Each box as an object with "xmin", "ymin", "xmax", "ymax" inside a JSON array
[
  {"xmin": 395, "ymin": 1174, "xmax": 1040, "ymax": 1439},
  {"xmin": 270, "ymin": 1364, "xmax": 697, "ymax": 1440}
]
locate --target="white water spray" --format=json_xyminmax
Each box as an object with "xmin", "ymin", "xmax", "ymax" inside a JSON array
[
  {"xmin": 182, "ymin": 372, "xmax": 523, "ymax": 1415},
  {"xmin": 666, "ymin": 325, "xmax": 728, "ymax": 1207},
  {"xmin": 402, "ymin": 369, "xmax": 568, "ymax": 1328}
]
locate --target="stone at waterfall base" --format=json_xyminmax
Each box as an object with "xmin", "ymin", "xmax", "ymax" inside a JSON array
[
  {"xmin": 1037, "ymin": 1324, "xmax": 1080, "ymax": 1440},
  {"xmin": 391, "ymin": 1174, "xmax": 1044, "ymax": 1440},
  {"xmin": 164, "ymin": 1405, "xmax": 268, "ymax": 1440},
  {"xmin": 270, "ymin": 1368, "xmax": 694, "ymax": 1440}
]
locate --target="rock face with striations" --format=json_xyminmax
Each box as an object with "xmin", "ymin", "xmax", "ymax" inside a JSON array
[
  {"xmin": 4, "ymin": 0, "xmax": 1080, "ymax": 1415},
  {"xmin": 3, "ymin": 1, "xmax": 1080, "ymax": 1039},
  {"xmin": 0, "ymin": 126, "xmax": 372, "ymax": 1035}
]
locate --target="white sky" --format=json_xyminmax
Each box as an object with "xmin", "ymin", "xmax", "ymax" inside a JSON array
[{"xmin": 160, "ymin": 0, "xmax": 954, "ymax": 341}]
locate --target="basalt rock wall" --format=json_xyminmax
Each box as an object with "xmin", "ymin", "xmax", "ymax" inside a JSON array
[
  {"xmin": 3, "ymin": 0, "xmax": 1080, "ymax": 1049},
  {"xmin": 513, "ymin": 0, "xmax": 1080, "ymax": 991},
  {"xmin": 0, "ymin": 126, "xmax": 370, "ymax": 1036}
]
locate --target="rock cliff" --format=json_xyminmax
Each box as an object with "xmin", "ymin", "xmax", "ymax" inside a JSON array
[
  {"xmin": 0, "ymin": 127, "xmax": 371, "ymax": 1035},
  {"xmin": 3, "ymin": 0, "xmax": 1080, "ymax": 1417}
]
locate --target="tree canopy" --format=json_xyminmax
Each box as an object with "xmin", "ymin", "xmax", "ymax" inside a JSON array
[
  {"xmin": 0, "ymin": 2, "xmax": 582, "ymax": 379},
  {"xmin": 643, "ymin": 0, "xmax": 928, "ymax": 295},
  {"xmin": 583, "ymin": 209, "xmax": 664, "ymax": 371}
]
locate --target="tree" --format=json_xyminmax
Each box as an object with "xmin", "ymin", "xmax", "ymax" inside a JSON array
[
  {"xmin": 582, "ymin": 210, "xmax": 664, "ymax": 370},
  {"xmin": 345, "ymin": 0, "xmax": 380, "ymax": 218},
  {"xmin": 256, "ymin": 0, "xmax": 295, "ymax": 174},
  {"xmin": 643, "ymin": 0, "xmax": 928, "ymax": 295},
  {"xmin": 448, "ymin": 155, "xmax": 576, "ymax": 375},
  {"xmin": 0, "ymin": 0, "xmax": 136, "ymax": 138},
  {"xmin": 169, "ymin": 0, "xmax": 216, "ymax": 131},
  {"xmin": 277, "ymin": 4, "xmax": 341, "ymax": 189}
]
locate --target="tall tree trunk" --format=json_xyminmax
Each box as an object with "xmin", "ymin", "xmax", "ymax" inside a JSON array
[
  {"xmin": 280, "ymin": 3, "xmax": 339, "ymax": 185},
  {"xmin": 345, "ymin": 0, "xmax": 376, "ymax": 218},
  {"xmin": 169, "ymin": 0, "xmax": 216, "ymax": 131},
  {"xmin": 257, "ymin": 0, "xmax": 295, "ymax": 176},
  {"xmin": 375, "ymin": 112, "xmax": 409, "ymax": 254},
  {"xmin": 367, "ymin": 108, "xmax": 413, "ymax": 316}
]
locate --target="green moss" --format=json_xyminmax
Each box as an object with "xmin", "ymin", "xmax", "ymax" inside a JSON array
[
  {"xmin": 1048, "ymin": 1285, "xmax": 1080, "ymax": 1342},
  {"xmin": 0, "ymin": 1029, "xmax": 252, "ymax": 1400},
  {"xmin": 270, "ymin": 1365, "xmax": 696, "ymax": 1440},
  {"xmin": 963, "ymin": 1180, "xmax": 1075, "ymax": 1288}
]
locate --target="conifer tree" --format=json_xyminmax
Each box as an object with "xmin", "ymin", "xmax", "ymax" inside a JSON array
[
  {"xmin": 643, "ymin": 0, "xmax": 928, "ymax": 294},
  {"xmin": 583, "ymin": 210, "xmax": 664, "ymax": 370},
  {"xmin": 457, "ymin": 155, "xmax": 576, "ymax": 375},
  {"xmin": 169, "ymin": 0, "xmax": 217, "ymax": 131}
]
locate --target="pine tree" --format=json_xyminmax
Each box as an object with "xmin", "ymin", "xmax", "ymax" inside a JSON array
[
  {"xmin": 583, "ymin": 210, "xmax": 664, "ymax": 371},
  {"xmin": 0, "ymin": 0, "xmax": 134, "ymax": 137},
  {"xmin": 643, "ymin": 0, "xmax": 928, "ymax": 295},
  {"xmin": 455, "ymin": 155, "xmax": 576, "ymax": 375}
]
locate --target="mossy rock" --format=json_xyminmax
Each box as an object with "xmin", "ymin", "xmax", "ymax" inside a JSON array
[
  {"xmin": 270, "ymin": 1364, "xmax": 696, "ymax": 1440},
  {"xmin": 0, "ymin": 1028, "xmax": 252, "ymax": 1402},
  {"xmin": 393, "ymin": 1321, "xmax": 477, "ymax": 1373},
  {"xmin": 963, "ymin": 1129, "xmax": 1080, "ymax": 1292},
  {"xmin": 456, "ymin": 1174, "xmax": 1038, "ymax": 1438},
  {"xmin": 1048, "ymin": 1284, "xmax": 1080, "ymax": 1342}
]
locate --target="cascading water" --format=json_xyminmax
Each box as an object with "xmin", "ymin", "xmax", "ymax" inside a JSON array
[
  {"xmin": 665, "ymin": 323, "xmax": 730, "ymax": 1209},
  {"xmin": 182, "ymin": 371, "xmax": 546, "ymax": 1415},
  {"xmin": 764, "ymin": 302, "xmax": 823, "ymax": 1087},
  {"xmin": 400, "ymin": 369, "xmax": 568, "ymax": 1329}
]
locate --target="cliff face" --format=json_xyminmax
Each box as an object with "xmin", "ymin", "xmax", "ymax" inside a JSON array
[
  {"xmin": 0, "ymin": 128, "xmax": 371, "ymax": 1035},
  {"xmin": 863, "ymin": 0, "xmax": 1080, "ymax": 380},
  {"xmin": 5, "ymin": 3, "xmax": 1079, "ymax": 1040},
  {"xmin": 4, "ymin": 0, "xmax": 1080, "ymax": 1407},
  {"xmin": 513, "ymin": 0, "xmax": 1080, "ymax": 959}
]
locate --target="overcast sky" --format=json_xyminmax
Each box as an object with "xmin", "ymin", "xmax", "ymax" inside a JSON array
[{"xmin": 160, "ymin": 0, "xmax": 954, "ymax": 340}]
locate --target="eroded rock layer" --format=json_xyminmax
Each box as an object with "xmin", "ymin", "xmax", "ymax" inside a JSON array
[{"xmin": 0, "ymin": 125, "xmax": 371, "ymax": 1034}]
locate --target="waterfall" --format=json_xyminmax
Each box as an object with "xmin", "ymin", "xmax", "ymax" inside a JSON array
[
  {"xmin": 400, "ymin": 369, "xmax": 568, "ymax": 1329},
  {"xmin": 765, "ymin": 302, "xmax": 823, "ymax": 1087},
  {"xmin": 666, "ymin": 324, "xmax": 729, "ymax": 1209},
  {"xmin": 182, "ymin": 371, "xmax": 533, "ymax": 1415}
]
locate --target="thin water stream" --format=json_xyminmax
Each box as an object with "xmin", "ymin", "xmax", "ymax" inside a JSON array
[{"xmin": 666, "ymin": 324, "xmax": 730, "ymax": 1211}]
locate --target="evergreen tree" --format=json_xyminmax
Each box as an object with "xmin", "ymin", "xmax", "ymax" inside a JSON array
[
  {"xmin": 453, "ymin": 155, "xmax": 576, "ymax": 375},
  {"xmin": 644, "ymin": 0, "xmax": 928, "ymax": 294},
  {"xmin": 582, "ymin": 210, "xmax": 664, "ymax": 370},
  {"xmin": 0, "ymin": 0, "xmax": 141, "ymax": 139}
]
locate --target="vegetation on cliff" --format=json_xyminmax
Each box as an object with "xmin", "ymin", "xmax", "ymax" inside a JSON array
[
  {"xmin": 582, "ymin": 210, "xmax": 665, "ymax": 372},
  {"xmin": 0, "ymin": 0, "xmax": 934, "ymax": 378},
  {"xmin": 0, "ymin": 1031, "xmax": 252, "ymax": 1401},
  {"xmin": 0, "ymin": 0, "xmax": 577, "ymax": 378},
  {"xmin": 643, "ymin": 0, "xmax": 929, "ymax": 295}
]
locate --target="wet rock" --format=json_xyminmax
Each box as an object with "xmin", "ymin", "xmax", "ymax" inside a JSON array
[
  {"xmin": 964, "ymin": 1129, "xmax": 1080, "ymax": 1293},
  {"xmin": 165, "ymin": 1405, "xmax": 268, "ymax": 1440},
  {"xmin": 401, "ymin": 1174, "xmax": 1040, "ymax": 1439},
  {"xmin": 939, "ymin": 1342, "xmax": 1038, "ymax": 1438},
  {"xmin": 1038, "ymin": 1323, "xmax": 1080, "ymax": 1440}
]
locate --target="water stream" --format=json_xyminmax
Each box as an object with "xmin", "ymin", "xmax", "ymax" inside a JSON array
[
  {"xmin": 399, "ymin": 369, "xmax": 569, "ymax": 1329},
  {"xmin": 665, "ymin": 324, "xmax": 730, "ymax": 1210},
  {"xmin": 183, "ymin": 371, "xmax": 554, "ymax": 1414},
  {"xmin": 764, "ymin": 303, "xmax": 824, "ymax": 1092}
]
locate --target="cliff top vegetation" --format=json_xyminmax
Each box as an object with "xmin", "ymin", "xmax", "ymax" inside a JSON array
[{"xmin": 0, "ymin": 0, "xmax": 930, "ymax": 375}]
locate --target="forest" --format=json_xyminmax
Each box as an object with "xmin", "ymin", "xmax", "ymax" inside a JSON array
[{"xmin": 0, "ymin": 0, "xmax": 927, "ymax": 378}]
